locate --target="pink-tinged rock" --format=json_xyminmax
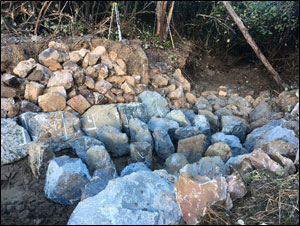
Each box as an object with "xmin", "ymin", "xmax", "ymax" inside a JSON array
[
  {"xmin": 84, "ymin": 76, "xmax": 95, "ymax": 90},
  {"xmin": 44, "ymin": 86, "xmax": 67, "ymax": 98},
  {"xmin": 269, "ymin": 152, "xmax": 296, "ymax": 175},
  {"xmin": 173, "ymin": 69, "xmax": 191, "ymax": 92},
  {"xmin": 47, "ymin": 71, "xmax": 73, "ymax": 89},
  {"xmin": 123, "ymin": 93, "xmax": 135, "ymax": 102},
  {"xmin": 226, "ymin": 171, "xmax": 247, "ymax": 200},
  {"xmin": 113, "ymin": 64, "xmax": 126, "ymax": 76},
  {"xmin": 260, "ymin": 139, "xmax": 298, "ymax": 159},
  {"xmin": 116, "ymin": 58, "xmax": 127, "ymax": 72},
  {"xmin": 105, "ymin": 90, "xmax": 117, "ymax": 103},
  {"xmin": 1, "ymin": 98, "xmax": 19, "ymax": 118},
  {"xmin": 248, "ymin": 149, "xmax": 284, "ymax": 176},
  {"xmin": 151, "ymin": 74, "xmax": 169, "ymax": 88},
  {"xmin": 185, "ymin": 92, "xmax": 197, "ymax": 105},
  {"xmin": 94, "ymin": 79, "xmax": 112, "ymax": 94},
  {"xmin": 168, "ymin": 87, "xmax": 184, "ymax": 100},
  {"xmin": 121, "ymin": 81, "xmax": 136, "ymax": 95},
  {"xmin": 67, "ymin": 95, "xmax": 91, "ymax": 114},
  {"xmin": 24, "ymin": 82, "xmax": 45, "ymax": 103},
  {"xmin": 38, "ymin": 93, "xmax": 66, "ymax": 112},
  {"xmin": 109, "ymin": 51, "xmax": 118, "ymax": 62},
  {"xmin": 175, "ymin": 172, "xmax": 232, "ymax": 225},
  {"xmin": 101, "ymin": 55, "xmax": 113, "ymax": 69},
  {"xmin": 90, "ymin": 46, "xmax": 106, "ymax": 57},
  {"xmin": 13, "ymin": 58, "xmax": 36, "ymax": 78}
]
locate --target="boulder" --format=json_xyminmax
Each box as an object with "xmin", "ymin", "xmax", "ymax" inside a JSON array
[
  {"xmin": 38, "ymin": 93, "xmax": 66, "ymax": 112},
  {"xmin": 130, "ymin": 142, "xmax": 153, "ymax": 167},
  {"xmin": 81, "ymin": 104, "xmax": 122, "ymax": 137},
  {"xmin": 138, "ymin": 91, "xmax": 170, "ymax": 117},
  {"xmin": 175, "ymin": 172, "xmax": 232, "ymax": 225},
  {"xmin": 198, "ymin": 110, "xmax": 219, "ymax": 133},
  {"xmin": 195, "ymin": 97, "xmax": 212, "ymax": 111},
  {"xmin": 1, "ymin": 118, "xmax": 31, "ymax": 165},
  {"xmin": 259, "ymin": 139, "xmax": 298, "ymax": 159},
  {"xmin": 166, "ymin": 110, "xmax": 191, "ymax": 127},
  {"xmin": 226, "ymin": 171, "xmax": 247, "ymax": 200},
  {"xmin": 177, "ymin": 134, "xmax": 206, "ymax": 163},
  {"xmin": 221, "ymin": 115, "xmax": 248, "ymax": 142},
  {"xmin": 224, "ymin": 154, "xmax": 250, "ymax": 175},
  {"xmin": 129, "ymin": 118, "xmax": 153, "ymax": 146},
  {"xmin": 44, "ymin": 156, "xmax": 91, "ymax": 205},
  {"xmin": 67, "ymin": 95, "xmax": 91, "ymax": 114},
  {"xmin": 47, "ymin": 71, "xmax": 74, "ymax": 89},
  {"xmin": 95, "ymin": 125, "xmax": 129, "ymax": 157},
  {"xmin": 153, "ymin": 127, "xmax": 175, "ymax": 160},
  {"xmin": 24, "ymin": 81, "xmax": 45, "ymax": 103},
  {"xmin": 249, "ymin": 101, "xmax": 272, "ymax": 123},
  {"xmin": 1, "ymin": 85, "xmax": 17, "ymax": 98},
  {"xmin": 120, "ymin": 162, "xmax": 152, "ymax": 177},
  {"xmin": 85, "ymin": 145, "xmax": 118, "ymax": 177},
  {"xmin": 276, "ymin": 91, "xmax": 298, "ymax": 112},
  {"xmin": 164, "ymin": 153, "xmax": 189, "ymax": 175},
  {"xmin": 147, "ymin": 117, "xmax": 179, "ymax": 134},
  {"xmin": 67, "ymin": 170, "xmax": 181, "ymax": 225},
  {"xmin": 44, "ymin": 86, "xmax": 67, "ymax": 98},
  {"xmin": 13, "ymin": 58, "xmax": 36, "ymax": 78},
  {"xmin": 205, "ymin": 142, "xmax": 232, "ymax": 162}
]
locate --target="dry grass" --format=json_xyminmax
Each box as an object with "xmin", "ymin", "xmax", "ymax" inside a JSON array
[{"xmin": 198, "ymin": 169, "xmax": 299, "ymax": 225}]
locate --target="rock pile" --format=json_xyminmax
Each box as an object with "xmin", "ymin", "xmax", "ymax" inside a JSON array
[{"xmin": 1, "ymin": 40, "xmax": 299, "ymax": 225}]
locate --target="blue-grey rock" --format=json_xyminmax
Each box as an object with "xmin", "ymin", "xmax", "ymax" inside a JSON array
[
  {"xmin": 95, "ymin": 125, "xmax": 129, "ymax": 157},
  {"xmin": 117, "ymin": 102, "xmax": 149, "ymax": 134},
  {"xmin": 228, "ymin": 95, "xmax": 251, "ymax": 108},
  {"xmin": 138, "ymin": 91, "xmax": 170, "ymax": 117},
  {"xmin": 130, "ymin": 142, "xmax": 153, "ymax": 167},
  {"xmin": 249, "ymin": 101, "xmax": 272, "ymax": 123},
  {"xmin": 147, "ymin": 117, "xmax": 179, "ymax": 137},
  {"xmin": 18, "ymin": 111, "xmax": 82, "ymax": 151},
  {"xmin": 164, "ymin": 153, "xmax": 189, "ymax": 175},
  {"xmin": 85, "ymin": 145, "xmax": 118, "ymax": 177},
  {"xmin": 68, "ymin": 136, "xmax": 104, "ymax": 162},
  {"xmin": 211, "ymin": 132, "xmax": 247, "ymax": 156},
  {"xmin": 195, "ymin": 97, "xmax": 212, "ymax": 111},
  {"xmin": 166, "ymin": 110, "xmax": 191, "ymax": 127},
  {"xmin": 214, "ymin": 107, "xmax": 233, "ymax": 120},
  {"xmin": 44, "ymin": 156, "xmax": 91, "ymax": 205},
  {"xmin": 206, "ymin": 94, "xmax": 227, "ymax": 107},
  {"xmin": 181, "ymin": 109, "xmax": 197, "ymax": 123},
  {"xmin": 197, "ymin": 110, "xmax": 219, "ymax": 133},
  {"xmin": 121, "ymin": 162, "xmax": 152, "ymax": 177},
  {"xmin": 179, "ymin": 156, "xmax": 226, "ymax": 179},
  {"xmin": 221, "ymin": 116, "xmax": 248, "ymax": 142},
  {"xmin": 81, "ymin": 104, "xmax": 122, "ymax": 137},
  {"xmin": 81, "ymin": 169, "xmax": 113, "ymax": 200},
  {"xmin": 174, "ymin": 126, "xmax": 201, "ymax": 141},
  {"xmin": 129, "ymin": 118, "xmax": 153, "ymax": 146},
  {"xmin": 193, "ymin": 115, "xmax": 211, "ymax": 149},
  {"xmin": 153, "ymin": 127, "xmax": 175, "ymax": 160},
  {"xmin": 225, "ymin": 154, "xmax": 250, "ymax": 175},
  {"xmin": 244, "ymin": 119, "xmax": 299, "ymax": 152},
  {"xmin": 1, "ymin": 118, "xmax": 31, "ymax": 165},
  {"xmin": 67, "ymin": 170, "xmax": 181, "ymax": 225}
]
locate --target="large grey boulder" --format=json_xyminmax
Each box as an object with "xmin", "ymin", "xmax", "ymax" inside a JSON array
[
  {"xmin": 85, "ymin": 145, "xmax": 118, "ymax": 177},
  {"xmin": 1, "ymin": 118, "xmax": 31, "ymax": 165},
  {"xmin": 129, "ymin": 118, "xmax": 153, "ymax": 146},
  {"xmin": 211, "ymin": 132, "xmax": 247, "ymax": 156},
  {"xmin": 153, "ymin": 127, "xmax": 175, "ymax": 160},
  {"xmin": 179, "ymin": 156, "xmax": 226, "ymax": 179},
  {"xmin": 221, "ymin": 116, "xmax": 248, "ymax": 142},
  {"xmin": 95, "ymin": 125, "xmax": 129, "ymax": 157},
  {"xmin": 138, "ymin": 91, "xmax": 170, "ymax": 117},
  {"xmin": 81, "ymin": 104, "xmax": 122, "ymax": 137},
  {"xmin": 244, "ymin": 119, "xmax": 299, "ymax": 152},
  {"xmin": 68, "ymin": 170, "xmax": 182, "ymax": 225},
  {"xmin": 81, "ymin": 169, "xmax": 113, "ymax": 200},
  {"xmin": 18, "ymin": 111, "xmax": 82, "ymax": 151},
  {"xmin": 120, "ymin": 162, "xmax": 152, "ymax": 177},
  {"xmin": 116, "ymin": 102, "xmax": 149, "ymax": 134},
  {"xmin": 44, "ymin": 156, "xmax": 91, "ymax": 205}
]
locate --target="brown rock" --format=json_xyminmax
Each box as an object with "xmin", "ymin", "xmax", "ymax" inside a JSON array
[
  {"xmin": 101, "ymin": 55, "xmax": 113, "ymax": 69},
  {"xmin": 27, "ymin": 69, "xmax": 43, "ymax": 82},
  {"xmin": 85, "ymin": 66, "xmax": 98, "ymax": 79},
  {"xmin": 175, "ymin": 172, "xmax": 232, "ymax": 225},
  {"xmin": 94, "ymin": 79, "xmax": 112, "ymax": 94},
  {"xmin": 260, "ymin": 139, "xmax": 298, "ymax": 159},
  {"xmin": 94, "ymin": 64, "xmax": 108, "ymax": 80},
  {"xmin": 84, "ymin": 76, "xmax": 95, "ymax": 90},
  {"xmin": 1, "ymin": 85, "xmax": 17, "ymax": 98},
  {"xmin": 78, "ymin": 88, "xmax": 94, "ymax": 105},
  {"xmin": 218, "ymin": 90, "xmax": 227, "ymax": 97},
  {"xmin": 253, "ymin": 96, "xmax": 270, "ymax": 108},
  {"xmin": 109, "ymin": 51, "xmax": 118, "ymax": 62},
  {"xmin": 67, "ymin": 88, "xmax": 77, "ymax": 99},
  {"xmin": 48, "ymin": 41, "xmax": 69, "ymax": 51},
  {"xmin": 113, "ymin": 64, "xmax": 126, "ymax": 76},
  {"xmin": 1, "ymin": 98, "xmax": 19, "ymax": 118},
  {"xmin": 105, "ymin": 90, "xmax": 117, "ymax": 103},
  {"xmin": 151, "ymin": 74, "xmax": 169, "ymax": 88},
  {"xmin": 82, "ymin": 53, "xmax": 99, "ymax": 68},
  {"xmin": 47, "ymin": 71, "xmax": 73, "ymax": 89},
  {"xmin": 134, "ymin": 75, "xmax": 141, "ymax": 84},
  {"xmin": 69, "ymin": 51, "xmax": 82, "ymax": 63},
  {"xmin": 44, "ymin": 86, "xmax": 67, "ymax": 98},
  {"xmin": 123, "ymin": 93, "xmax": 135, "ymax": 102},
  {"xmin": 106, "ymin": 76, "xmax": 125, "ymax": 86},
  {"xmin": 173, "ymin": 97, "xmax": 186, "ymax": 109},
  {"xmin": 45, "ymin": 59, "xmax": 62, "ymax": 71},
  {"xmin": 226, "ymin": 171, "xmax": 247, "ymax": 200},
  {"xmin": 67, "ymin": 95, "xmax": 91, "ymax": 114},
  {"xmin": 13, "ymin": 58, "xmax": 36, "ymax": 78},
  {"xmin": 205, "ymin": 142, "xmax": 232, "ymax": 162},
  {"xmin": 201, "ymin": 91, "xmax": 218, "ymax": 97},
  {"xmin": 167, "ymin": 84, "xmax": 176, "ymax": 93},
  {"xmin": 90, "ymin": 46, "xmax": 106, "ymax": 57},
  {"xmin": 269, "ymin": 152, "xmax": 296, "ymax": 175},
  {"xmin": 177, "ymin": 134, "xmax": 206, "ymax": 163},
  {"xmin": 135, "ymin": 84, "xmax": 148, "ymax": 94},
  {"xmin": 24, "ymin": 82, "xmax": 45, "ymax": 103},
  {"xmin": 168, "ymin": 87, "xmax": 184, "ymax": 100},
  {"xmin": 116, "ymin": 58, "xmax": 127, "ymax": 72},
  {"xmin": 116, "ymin": 95, "xmax": 125, "ymax": 103},
  {"xmin": 276, "ymin": 91, "xmax": 298, "ymax": 112},
  {"xmin": 245, "ymin": 95, "xmax": 254, "ymax": 105},
  {"xmin": 173, "ymin": 69, "xmax": 190, "ymax": 92},
  {"xmin": 111, "ymin": 88, "xmax": 124, "ymax": 96},
  {"xmin": 185, "ymin": 92, "xmax": 197, "ymax": 105},
  {"xmin": 121, "ymin": 81, "xmax": 136, "ymax": 95},
  {"xmin": 38, "ymin": 93, "xmax": 66, "ymax": 112},
  {"xmin": 124, "ymin": 76, "xmax": 135, "ymax": 87}
]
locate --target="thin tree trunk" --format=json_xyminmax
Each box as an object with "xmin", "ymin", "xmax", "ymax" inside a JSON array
[
  {"xmin": 222, "ymin": 1, "xmax": 283, "ymax": 86},
  {"xmin": 156, "ymin": 1, "xmax": 167, "ymax": 42},
  {"xmin": 163, "ymin": 1, "xmax": 175, "ymax": 41}
]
